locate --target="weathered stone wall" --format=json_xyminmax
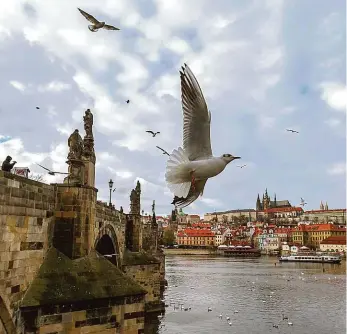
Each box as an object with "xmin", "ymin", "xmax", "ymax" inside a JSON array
[
  {"xmin": 54, "ymin": 185, "xmax": 97, "ymax": 259},
  {"xmin": 122, "ymin": 264, "xmax": 161, "ymax": 307},
  {"xmin": 21, "ymin": 297, "xmax": 145, "ymax": 334},
  {"xmin": 95, "ymin": 201, "xmax": 126, "ymax": 265},
  {"xmin": 0, "ymin": 171, "xmax": 55, "ymax": 318}
]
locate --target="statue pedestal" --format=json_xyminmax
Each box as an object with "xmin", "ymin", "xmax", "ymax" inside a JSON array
[{"xmin": 64, "ymin": 158, "xmax": 85, "ymax": 185}]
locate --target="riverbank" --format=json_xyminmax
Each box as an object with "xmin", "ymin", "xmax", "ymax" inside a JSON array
[{"xmin": 163, "ymin": 248, "xmax": 216, "ymax": 255}]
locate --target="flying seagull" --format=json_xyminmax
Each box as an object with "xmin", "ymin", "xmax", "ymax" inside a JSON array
[
  {"xmin": 165, "ymin": 64, "xmax": 241, "ymax": 208},
  {"xmin": 286, "ymin": 128, "xmax": 299, "ymax": 134},
  {"xmin": 146, "ymin": 130, "xmax": 160, "ymax": 137},
  {"xmin": 300, "ymin": 197, "xmax": 307, "ymax": 207},
  {"xmin": 126, "ymin": 100, "xmax": 130, "ymax": 104},
  {"xmin": 36, "ymin": 163, "xmax": 69, "ymax": 176},
  {"xmin": 237, "ymin": 164, "xmax": 247, "ymax": 168},
  {"xmin": 156, "ymin": 146, "xmax": 170, "ymax": 156},
  {"xmin": 36, "ymin": 107, "xmax": 40, "ymax": 109},
  {"xmin": 77, "ymin": 8, "xmax": 120, "ymax": 32}
]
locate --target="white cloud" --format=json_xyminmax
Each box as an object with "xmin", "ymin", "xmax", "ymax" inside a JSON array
[
  {"xmin": 9, "ymin": 80, "xmax": 26, "ymax": 91},
  {"xmin": 327, "ymin": 163, "xmax": 346, "ymax": 176},
  {"xmin": 0, "ymin": 0, "xmax": 345, "ymax": 214},
  {"xmin": 258, "ymin": 116, "xmax": 276, "ymax": 129},
  {"xmin": 200, "ymin": 197, "xmax": 223, "ymax": 208},
  {"xmin": 38, "ymin": 81, "xmax": 71, "ymax": 93},
  {"xmin": 115, "ymin": 170, "xmax": 133, "ymax": 179},
  {"xmin": 320, "ymin": 82, "xmax": 347, "ymax": 112},
  {"xmin": 324, "ymin": 118, "xmax": 341, "ymax": 128}
]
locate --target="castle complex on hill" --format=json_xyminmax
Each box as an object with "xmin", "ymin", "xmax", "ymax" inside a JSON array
[
  {"xmin": 0, "ymin": 110, "xmax": 165, "ymax": 333},
  {"xmin": 256, "ymin": 188, "xmax": 291, "ymax": 211}
]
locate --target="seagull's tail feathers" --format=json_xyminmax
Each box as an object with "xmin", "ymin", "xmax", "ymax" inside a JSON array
[{"xmin": 165, "ymin": 147, "xmax": 191, "ymax": 198}]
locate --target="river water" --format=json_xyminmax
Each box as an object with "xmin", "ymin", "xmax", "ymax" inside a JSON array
[{"xmin": 146, "ymin": 255, "xmax": 346, "ymax": 334}]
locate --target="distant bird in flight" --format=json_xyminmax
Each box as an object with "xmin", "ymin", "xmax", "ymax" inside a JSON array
[
  {"xmin": 300, "ymin": 197, "xmax": 307, "ymax": 207},
  {"xmin": 36, "ymin": 163, "xmax": 69, "ymax": 176},
  {"xmin": 0, "ymin": 136, "xmax": 12, "ymax": 144},
  {"xmin": 126, "ymin": 100, "xmax": 130, "ymax": 104},
  {"xmin": 156, "ymin": 146, "xmax": 170, "ymax": 156},
  {"xmin": 237, "ymin": 164, "xmax": 247, "ymax": 168},
  {"xmin": 36, "ymin": 107, "xmax": 40, "ymax": 109},
  {"xmin": 286, "ymin": 128, "xmax": 299, "ymax": 134},
  {"xmin": 146, "ymin": 130, "xmax": 160, "ymax": 137},
  {"xmin": 165, "ymin": 64, "xmax": 241, "ymax": 209},
  {"xmin": 77, "ymin": 8, "xmax": 120, "ymax": 32}
]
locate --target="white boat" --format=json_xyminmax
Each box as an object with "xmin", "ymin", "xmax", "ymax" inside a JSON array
[{"xmin": 279, "ymin": 255, "xmax": 341, "ymax": 264}]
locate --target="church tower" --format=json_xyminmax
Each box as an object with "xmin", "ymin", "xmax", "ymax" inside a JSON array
[
  {"xmin": 256, "ymin": 194, "xmax": 262, "ymax": 210},
  {"xmin": 324, "ymin": 202, "xmax": 329, "ymax": 210},
  {"xmin": 320, "ymin": 201, "xmax": 324, "ymax": 210}
]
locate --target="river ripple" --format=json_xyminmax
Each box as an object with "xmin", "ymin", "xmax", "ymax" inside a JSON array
[{"xmin": 149, "ymin": 255, "xmax": 346, "ymax": 334}]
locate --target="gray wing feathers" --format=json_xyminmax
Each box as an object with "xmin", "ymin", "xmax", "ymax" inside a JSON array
[
  {"xmin": 180, "ymin": 64, "xmax": 212, "ymax": 161},
  {"xmin": 173, "ymin": 179, "xmax": 207, "ymax": 208},
  {"xmin": 78, "ymin": 8, "xmax": 99, "ymax": 24},
  {"xmin": 103, "ymin": 25, "xmax": 120, "ymax": 30}
]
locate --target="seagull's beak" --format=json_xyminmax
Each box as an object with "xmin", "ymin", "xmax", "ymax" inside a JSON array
[{"xmin": 233, "ymin": 156, "xmax": 241, "ymax": 160}]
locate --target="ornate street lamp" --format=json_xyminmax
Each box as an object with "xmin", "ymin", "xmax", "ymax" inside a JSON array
[{"xmin": 108, "ymin": 179, "xmax": 114, "ymax": 206}]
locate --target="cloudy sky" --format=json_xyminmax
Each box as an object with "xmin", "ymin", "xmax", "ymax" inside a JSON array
[{"xmin": 0, "ymin": 0, "xmax": 345, "ymax": 216}]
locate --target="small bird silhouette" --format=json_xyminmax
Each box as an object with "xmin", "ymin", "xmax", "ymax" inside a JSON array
[
  {"xmin": 126, "ymin": 100, "xmax": 130, "ymax": 104},
  {"xmin": 146, "ymin": 130, "xmax": 160, "ymax": 137},
  {"xmin": 77, "ymin": 8, "xmax": 120, "ymax": 32},
  {"xmin": 156, "ymin": 146, "xmax": 170, "ymax": 156},
  {"xmin": 286, "ymin": 128, "xmax": 299, "ymax": 134},
  {"xmin": 36, "ymin": 107, "xmax": 40, "ymax": 109},
  {"xmin": 237, "ymin": 164, "xmax": 247, "ymax": 168},
  {"xmin": 36, "ymin": 163, "xmax": 69, "ymax": 176},
  {"xmin": 300, "ymin": 197, "xmax": 307, "ymax": 207}
]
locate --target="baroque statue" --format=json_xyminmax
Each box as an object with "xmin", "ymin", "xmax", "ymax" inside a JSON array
[
  {"xmin": 1, "ymin": 156, "xmax": 17, "ymax": 172},
  {"xmin": 67, "ymin": 129, "xmax": 84, "ymax": 160},
  {"xmin": 83, "ymin": 109, "xmax": 93, "ymax": 138},
  {"xmin": 130, "ymin": 189, "xmax": 137, "ymax": 203},
  {"xmin": 152, "ymin": 200, "xmax": 155, "ymax": 215}
]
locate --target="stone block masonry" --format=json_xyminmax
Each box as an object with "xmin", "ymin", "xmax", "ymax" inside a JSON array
[{"xmin": 0, "ymin": 171, "xmax": 55, "ymax": 322}]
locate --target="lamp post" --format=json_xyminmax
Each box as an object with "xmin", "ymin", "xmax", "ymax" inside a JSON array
[{"xmin": 108, "ymin": 179, "xmax": 114, "ymax": 206}]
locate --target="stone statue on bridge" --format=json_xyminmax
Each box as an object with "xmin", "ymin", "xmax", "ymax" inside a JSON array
[
  {"xmin": 152, "ymin": 200, "xmax": 155, "ymax": 215},
  {"xmin": 83, "ymin": 109, "xmax": 93, "ymax": 138},
  {"xmin": 67, "ymin": 129, "xmax": 84, "ymax": 160}
]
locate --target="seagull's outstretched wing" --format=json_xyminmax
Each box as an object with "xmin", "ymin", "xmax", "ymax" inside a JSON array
[
  {"xmin": 180, "ymin": 64, "xmax": 212, "ymax": 161},
  {"xmin": 36, "ymin": 163, "xmax": 51, "ymax": 172},
  {"xmin": 77, "ymin": 8, "xmax": 99, "ymax": 24},
  {"xmin": 172, "ymin": 179, "xmax": 207, "ymax": 208},
  {"xmin": 156, "ymin": 146, "xmax": 170, "ymax": 156},
  {"xmin": 103, "ymin": 24, "xmax": 120, "ymax": 30},
  {"xmin": 146, "ymin": 130, "xmax": 154, "ymax": 135}
]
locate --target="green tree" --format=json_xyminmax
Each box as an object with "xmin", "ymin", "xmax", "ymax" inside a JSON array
[{"xmin": 162, "ymin": 229, "xmax": 175, "ymax": 246}]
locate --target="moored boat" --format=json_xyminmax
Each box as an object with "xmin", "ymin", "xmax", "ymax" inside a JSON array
[
  {"xmin": 217, "ymin": 245, "xmax": 261, "ymax": 257},
  {"xmin": 279, "ymin": 255, "xmax": 341, "ymax": 264}
]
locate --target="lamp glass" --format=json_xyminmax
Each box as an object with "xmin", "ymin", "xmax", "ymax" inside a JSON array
[{"xmin": 109, "ymin": 179, "xmax": 114, "ymax": 189}]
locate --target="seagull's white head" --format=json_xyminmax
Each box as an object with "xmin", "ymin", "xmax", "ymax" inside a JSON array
[{"xmin": 221, "ymin": 154, "xmax": 241, "ymax": 164}]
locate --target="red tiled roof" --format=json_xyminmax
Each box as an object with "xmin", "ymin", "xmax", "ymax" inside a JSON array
[
  {"xmin": 292, "ymin": 224, "xmax": 346, "ymax": 232},
  {"xmin": 188, "ymin": 214, "xmax": 201, "ymax": 218},
  {"xmin": 320, "ymin": 236, "xmax": 346, "ymax": 245},
  {"xmin": 264, "ymin": 207, "xmax": 303, "ymax": 213},
  {"xmin": 177, "ymin": 228, "xmax": 215, "ymax": 237},
  {"xmin": 274, "ymin": 228, "xmax": 291, "ymax": 234}
]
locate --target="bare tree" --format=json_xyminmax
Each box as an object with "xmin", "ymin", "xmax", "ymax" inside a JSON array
[{"xmin": 28, "ymin": 173, "xmax": 44, "ymax": 182}]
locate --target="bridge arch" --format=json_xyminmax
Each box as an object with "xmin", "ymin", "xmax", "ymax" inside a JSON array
[{"xmin": 95, "ymin": 224, "xmax": 120, "ymax": 267}]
